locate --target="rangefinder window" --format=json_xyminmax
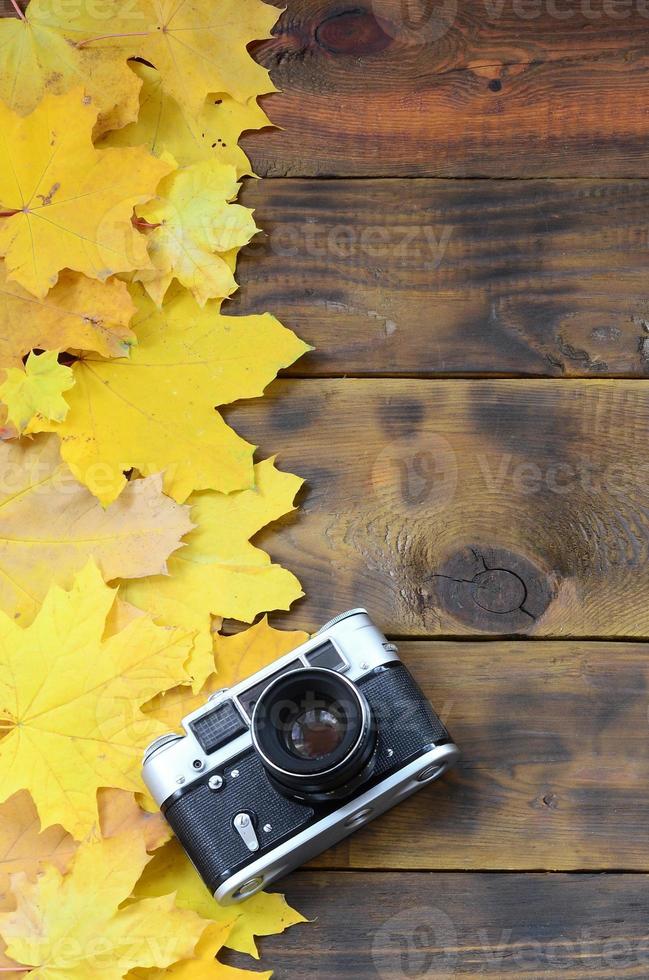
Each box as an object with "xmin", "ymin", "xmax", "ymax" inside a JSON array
[
  {"xmin": 190, "ymin": 700, "xmax": 247, "ymax": 754},
  {"xmin": 305, "ymin": 640, "xmax": 346, "ymax": 671},
  {"xmin": 238, "ymin": 659, "xmax": 303, "ymax": 719}
]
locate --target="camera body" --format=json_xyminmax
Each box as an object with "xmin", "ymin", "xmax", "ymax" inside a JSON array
[{"xmin": 142, "ymin": 610, "xmax": 459, "ymax": 905}]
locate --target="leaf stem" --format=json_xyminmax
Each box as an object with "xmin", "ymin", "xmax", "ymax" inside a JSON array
[
  {"xmin": 76, "ymin": 30, "xmax": 150, "ymax": 47},
  {"xmin": 0, "ymin": 210, "xmax": 20, "ymax": 218},
  {"xmin": 9, "ymin": 0, "xmax": 26, "ymax": 20},
  {"xmin": 132, "ymin": 216, "xmax": 162, "ymax": 230}
]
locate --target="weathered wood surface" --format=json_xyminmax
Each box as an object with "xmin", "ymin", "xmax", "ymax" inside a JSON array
[
  {"xmin": 253, "ymin": 872, "xmax": 649, "ymax": 977},
  {"xmin": 244, "ymin": 1, "xmax": 649, "ymax": 177},
  {"xmin": 234, "ymin": 3, "xmax": 649, "ymax": 972},
  {"xmin": 300, "ymin": 640, "xmax": 649, "ymax": 870},
  {"xmin": 235, "ymin": 178, "xmax": 649, "ymax": 377},
  {"xmin": 228, "ymin": 378, "xmax": 649, "ymax": 636}
]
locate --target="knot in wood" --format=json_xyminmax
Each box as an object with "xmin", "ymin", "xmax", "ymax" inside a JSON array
[
  {"xmin": 432, "ymin": 545, "xmax": 555, "ymax": 632},
  {"xmin": 471, "ymin": 568, "xmax": 526, "ymax": 614},
  {"xmin": 315, "ymin": 9, "xmax": 392, "ymax": 55}
]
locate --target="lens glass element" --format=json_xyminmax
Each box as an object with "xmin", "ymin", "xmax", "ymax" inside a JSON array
[
  {"xmin": 287, "ymin": 706, "xmax": 346, "ymax": 760},
  {"xmin": 251, "ymin": 667, "xmax": 377, "ymax": 800}
]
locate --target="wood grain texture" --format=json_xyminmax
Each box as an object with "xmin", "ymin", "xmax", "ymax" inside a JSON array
[
  {"xmin": 252, "ymin": 872, "xmax": 649, "ymax": 978},
  {"xmin": 244, "ymin": 1, "xmax": 649, "ymax": 176},
  {"xmin": 299, "ymin": 640, "xmax": 649, "ymax": 870},
  {"xmin": 227, "ymin": 378, "xmax": 649, "ymax": 636},
  {"xmin": 235, "ymin": 178, "xmax": 649, "ymax": 377}
]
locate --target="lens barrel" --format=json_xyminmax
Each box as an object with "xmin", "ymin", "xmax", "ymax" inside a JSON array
[{"xmin": 251, "ymin": 668, "xmax": 376, "ymax": 801}]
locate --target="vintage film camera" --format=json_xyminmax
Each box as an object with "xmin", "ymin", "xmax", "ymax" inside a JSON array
[{"xmin": 143, "ymin": 609, "xmax": 459, "ymax": 904}]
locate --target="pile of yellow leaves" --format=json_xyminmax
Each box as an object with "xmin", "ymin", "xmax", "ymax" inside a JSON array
[{"xmin": 0, "ymin": 0, "xmax": 310, "ymax": 976}]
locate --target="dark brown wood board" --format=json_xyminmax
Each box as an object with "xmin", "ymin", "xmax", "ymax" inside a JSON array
[
  {"xmin": 303, "ymin": 640, "xmax": 649, "ymax": 870},
  {"xmin": 234, "ymin": 178, "xmax": 649, "ymax": 378},
  {"xmin": 230, "ymin": 1, "xmax": 649, "ymax": 974},
  {"xmin": 243, "ymin": 1, "xmax": 649, "ymax": 177},
  {"xmin": 253, "ymin": 872, "xmax": 649, "ymax": 978},
  {"xmin": 227, "ymin": 378, "xmax": 649, "ymax": 637}
]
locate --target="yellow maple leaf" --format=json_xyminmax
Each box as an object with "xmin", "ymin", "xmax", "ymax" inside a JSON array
[
  {"xmin": 66, "ymin": 0, "xmax": 278, "ymax": 117},
  {"xmin": 135, "ymin": 161, "xmax": 258, "ymax": 307},
  {"xmin": 0, "ymin": 262, "xmax": 136, "ymax": 368},
  {"xmin": 0, "ymin": 791, "xmax": 76, "ymax": 977},
  {"xmin": 0, "ymin": 7, "xmax": 142, "ymax": 136},
  {"xmin": 96, "ymin": 788, "xmax": 172, "ymax": 852},
  {"xmin": 135, "ymin": 837, "xmax": 305, "ymax": 962},
  {"xmin": 0, "ymin": 562, "xmax": 195, "ymax": 838},
  {"xmin": 0, "ymin": 88, "xmax": 172, "ymax": 299},
  {"xmin": 0, "ymin": 789, "xmax": 169, "ymax": 914},
  {"xmin": 123, "ymin": 459, "xmax": 304, "ymax": 691},
  {"xmin": 0, "ymin": 789, "xmax": 170, "ymax": 976},
  {"xmin": 0, "ymin": 434, "xmax": 193, "ymax": 626},
  {"xmin": 31, "ymin": 284, "xmax": 310, "ymax": 506},
  {"xmin": 129, "ymin": 921, "xmax": 271, "ymax": 980},
  {"xmin": 0, "ymin": 831, "xmax": 209, "ymax": 979},
  {"xmin": 147, "ymin": 618, "xmax": 309, "ymax": 730},
  {"xmin": 100, "ymin": 63, "xmax": 271, "ymax": 175},
  {"xmin": 0, "ymin": 792, "xmax": 75, "ymax": 890},
  {"xmin": 0, "ymin": 350, "xmax": 73, "ymax": 433},
  {"xmin": 213, "ymin": 617, "xmax": 310, "ymax": 690}
]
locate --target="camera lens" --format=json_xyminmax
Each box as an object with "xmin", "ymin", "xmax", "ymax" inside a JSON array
[
  {"xmin": 251, "ymin": 668, "xmax": 376, "ymax": 802},
  {"xmin": 287, "ymin": 706, "xmax": 346, "ymax": 760}
]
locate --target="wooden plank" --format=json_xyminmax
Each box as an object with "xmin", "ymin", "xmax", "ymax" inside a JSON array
[
  {"xmin": 253, "ymin": 872, "xmax": 649, "ymax": 978},
  {"xmin": 226, "ymin": 378, "xmax": 649, "ymax": 636},
  {"xmin": 243, "ymin": 1, "xmax": 649, "ymax": 177},
  {"xmin": 296, "ymin": 640, "xmax": 649, "ymax": 870},
  {"xmin": 235, "ymin": 178, "xmax": 649, "ymax": 377}
]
